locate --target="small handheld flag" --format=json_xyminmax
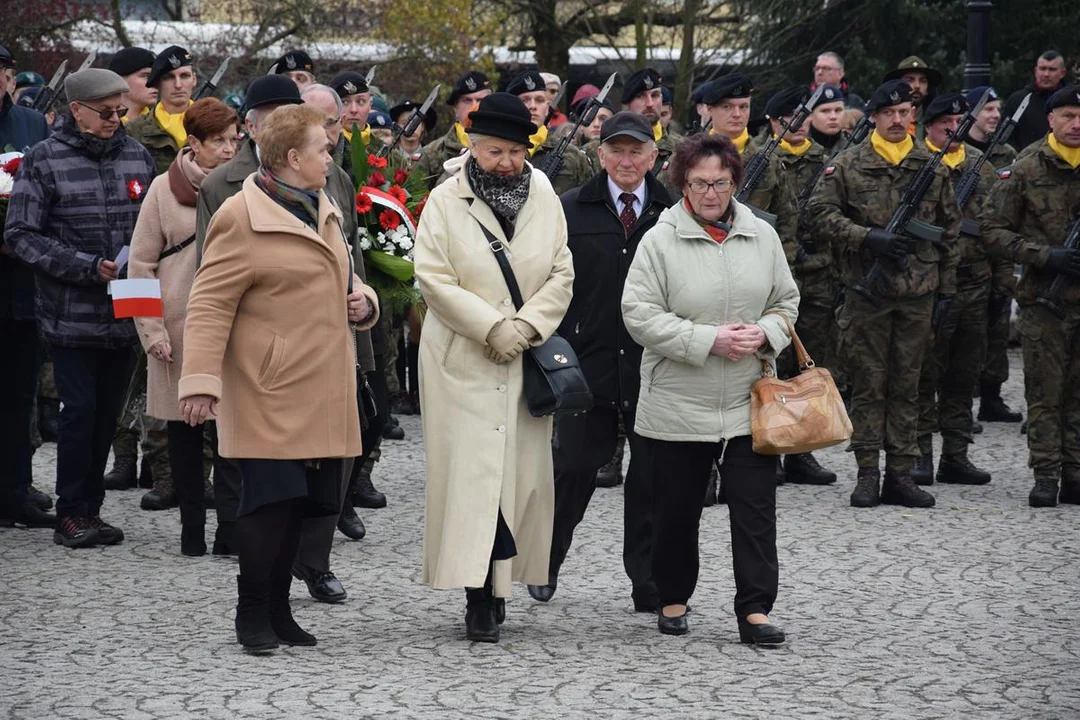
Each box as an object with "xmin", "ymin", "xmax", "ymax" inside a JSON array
[{"xmin": 110, "ymin": 278, "xmax": 163, "ymax": 318}]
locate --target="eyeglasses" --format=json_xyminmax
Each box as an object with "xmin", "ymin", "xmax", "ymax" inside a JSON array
[
  {"xmin": 687, "ymin": 179, "xmax": 734, "ymax": 194},
  {"xmin": 76, "ymin": 102, "xmax": 127, "ymax": 120}
]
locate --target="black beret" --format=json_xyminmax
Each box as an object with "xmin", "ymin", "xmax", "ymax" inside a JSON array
[
  {"xmin": 389, "ymin": 100, "xmax": 437, "ymax": 131},
  {"xmin": 108, "ymin": 47, "xmax": 155, "ymax": 78},
  {"xmin": 765, "ymin": 85, "xmax": 810, "ymax": 119},
  {"xmin": 1046, "ymin": 85, "xmax": 1080, "ymax": 112},
  {"xmin": 817, "ymin": 84, "xmax": 845, "ymax": 105},
  {"xmin": 702, "ymin": 74, "xmax": 754, "ymax": 105},
  {"xmin": 866, "ymin": 80, "xmax": 912, "ymax": 113},
  {"xmin": 661, "ymin": 86, "xmax": 673, "ymax": 105},
  {"xmin": 0, "ymin": 45, "xmax": 15, "ymax": 69},
  {"xmin": 467, "ymin": 92, "xmax": 537, "ymax": 148},
  {"xmin": 506, "ymin": 70, "xmax": 547, "ymax": 96},
  {"xmin": 691, "ymin": 82, "xmax": 712, "ymax": 105},
  {"xmin": 922, "ymin": 93, "xmax": 969, "ymax": 125},
  {"xmin": 965, "ymin": 86, "xmax": 998, "ymax": 107},
  {"xmin": 620, "ymin": 68, "xmax": 662, "ymax": 104},
  {"xmin": 330, "ymin": 71, "xmax": 368, "ymax": 99},
  {"xmin": 147, "ymin": 45, "xmax": 193, "ymax": 88},
  {"xmin": 270, "ymin": 50, "xmax": 314, "ymax": 75},
  {"xmin": 448, "ymin": 71, "xmax": 491, "ymax": 105},
  {"xmin": 243, "ymin": 74, "xmax": 302, "ymax": 114}
]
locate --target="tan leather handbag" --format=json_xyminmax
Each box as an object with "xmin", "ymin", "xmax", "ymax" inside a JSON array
[{"xmin": 750, "ymin": 315, "xmax": 852, "ymax": 455}]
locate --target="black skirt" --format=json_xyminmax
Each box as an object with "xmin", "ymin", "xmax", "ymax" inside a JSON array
[{"xmin": 235, "ymin": 458, "xmax": 344, "ymax": 517}]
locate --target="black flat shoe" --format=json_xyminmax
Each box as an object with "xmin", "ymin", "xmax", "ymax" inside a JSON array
[
  {"xmin": 28, "ymin": 485, "xmax": 53, "ymax": 511},
  {"xmin": 292, "ymin": 567, "xmax": 347, "ymax": 604},
  {"xmin": 3, "ymin": 502, "xmax": 56, "ymax": 528},
  {"xmin": 180, "ymin": 524, "xmax": 207, "ymax": 556},
  {"xmin": 527, "ymin": 584, "xmax": 555, "ymax": 602},
  {"xmin": 738, "ymin": 618, "xmax": 786, "ymax": 647},
  {"xmin": 465, "ymin": 601, "xmax": 499, "ymax": 643},
  {"xmin": 337, "ymin": 504, "xmax": 366, "ymax": 540},
  {"xmin": 657, "ymin": 610, "xmax": 689, "ymax": 636}
]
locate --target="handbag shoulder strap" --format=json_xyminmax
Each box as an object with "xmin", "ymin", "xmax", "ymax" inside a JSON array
[
  {"xmin": 157, "ymin": 233, "xmax": 196, "ymax": 261},
  {"xmin": 759, "ymin": 312, "xmax": 814, "ymax": 376},
  {"xmin": 472, "ymin": 213, "xmax": 525, "ymax": 311}
]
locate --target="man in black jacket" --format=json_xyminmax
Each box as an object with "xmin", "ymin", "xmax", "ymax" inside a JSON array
[
  {"xmin": 527, "ymin": 113, "xmax": 675, "ymax": 611},
  {"xmin": 1005, "ymin": 51, "xmax": 1068, "ymax": 151}
]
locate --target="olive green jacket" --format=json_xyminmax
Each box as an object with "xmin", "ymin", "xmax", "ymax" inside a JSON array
[{"xmin": 126, "ymin": 105, "xmax": 181, "ymax": 177}]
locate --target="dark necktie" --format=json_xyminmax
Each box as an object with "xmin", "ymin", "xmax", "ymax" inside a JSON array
[{"xmin": 619, "ymin": 192, "xmax": 637, "ymax": 235}]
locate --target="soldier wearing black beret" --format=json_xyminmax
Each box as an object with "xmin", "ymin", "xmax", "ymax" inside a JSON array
[
  {"xmin": 270, "ymin": 50, "xmax": 316, "ymax": 91},
  {"xmin": 505, "ymin": 70, "xmax": 591, "ymax": 194},
  {"xmin": 414, "ymin": 70, "xmax": 493, "ymax": 189},
  {"xmin": 328, "ymin": 70, "xmax": 382, "ymax": 153},
  {"xmin": 128, "ymin": 46, "xmax": 197, "ymax": 176},
  {"xmin": 389, "ymin": 100, "xmax": 437, "ymax": 164},
  {"xmin": 583, "ymin": 67, "xmax": 674, "ymax": 177},
  {"xmin": 108, "ymin": 47, "xmax": 158, "ymax": 121},
  {"xmin": 808, "ymin": 84, "xmax": 846, "ymax": 151}
]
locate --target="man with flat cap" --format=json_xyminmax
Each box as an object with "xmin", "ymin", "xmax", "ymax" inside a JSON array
[
  {"xmin": 982, "ymin": 85, "xmax": 1080, "ymax": 508},
  {"xmin": 126, "ymin": 45, "xmax": 197, "ymax": 176},
  {"xmin": 414, "ymin": 70, "xmax": 492, "ymax": 189},
  {"xmin": 807, "ymin": 79, "xmax": 961, "ymax": 510},
  {"xmin": 5, "ymin": 68, "xmax": 154, "ymax": 547},
  {"xmin": 108, "ymin": 47, "xmax": 158, "ymax": 122},
  {"xmin": 270, "ymin": 50, "xmax": 316, "ymax": 91},
  {"xmin": 195, "ymin": 73, "xmax": 377, "ymax": 598},
  {"xmin": 912, "ymin": 93, "xmax": 1003, "ymax": 488},
  {"xmin": 505, "ymin": 70, "xmax": 591, "ymax": 194},
  {"xmin": 328, "ymin": 70, "xmax": 384, "ymax": 161},
  {"xmin": 883, "ymin": 56, "xmax": 942, "ymax": 138},
  {"xmin": 765, "ymin": 85, "xmax": 838, "ymax": 486},
  {"xmin": 527, "ymin": 111, "xmax": 674, "ymax": 611}
]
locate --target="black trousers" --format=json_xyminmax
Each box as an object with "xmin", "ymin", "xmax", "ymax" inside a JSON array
[
  {"xmin": 205, "ymin": 422, "xmax": 241, "ymax": 525},
  {"xmin": 50, "ymin": 344, "xmax": 133, "ymax": 518},
  {"xmin": 167, "ymin": 420, "xmax": 208, "ymax": 528},
  {"xmin": 550, "ymin": 405, "xmax": 655, "ymax": 600},
  {"xmin": 0, "ymin": 319, "xmax": 40, "ymax": 513},
  {"xmin": 647, "ymin": 435, "xmax": 778, "ymax": 619}
]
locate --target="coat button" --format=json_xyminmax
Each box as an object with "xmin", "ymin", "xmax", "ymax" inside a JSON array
[
  {"xmin": 622, "ymin": 248, "xmax": 628, "ymax": 254},
  {"xmin": 498, "ymin": 384, "xmax": 507, "ymax": 392},
  {"xmin": 497, "ymin": 425, "xmax": 506, "ymax": 433},
  {"xmin": 622, "ymin": 401, "xmax": 630, "ymax": 408},
  {"xmin": 503, "ymin": 298, "xmax": 512, "ymax": 307},
  {"xmin": 619, "ymin": 349, "xmax": 625, "ymax": 356}
]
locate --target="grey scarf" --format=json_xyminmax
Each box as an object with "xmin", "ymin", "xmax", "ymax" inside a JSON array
[{"xmin": 466, "ymin": 157, "xmax": 531, "ymax": 237}]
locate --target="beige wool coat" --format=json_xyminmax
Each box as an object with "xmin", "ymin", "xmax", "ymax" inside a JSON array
[
  {"xmin": 415, "ymin": 154, "xmax": 574, "ymax": 597},
  {"xmin": 179, "ymin": 176, "xmax": 379, "ymax": 459},
  {"xmin": 129, "ymin": 148, "xmax": 205, "ymax": 421}
]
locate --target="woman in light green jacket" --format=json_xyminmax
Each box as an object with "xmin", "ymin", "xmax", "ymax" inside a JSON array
[{"xmin": 621, "ymin": 133, "xmax": 799, "ymax": 646}]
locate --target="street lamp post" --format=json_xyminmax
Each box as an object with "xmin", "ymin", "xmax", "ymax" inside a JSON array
[{"xmin": 963, "ymin": 0, "xmax": 993, "ymax": 91}]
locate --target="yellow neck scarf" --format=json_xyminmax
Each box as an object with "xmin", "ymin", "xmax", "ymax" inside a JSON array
[
  {"xmin": 924, "ymin": 138, "xmax": 967, "ymax": 170},
  {"xmin": 527, "ymin": 124, "xmax": 549, "ymax": 157},
  {"xmin": 453, "ymin": 121, "xmax": 470, "ymax": 149},
  {"xmin": 870, "ymin": 130, "xmax": 914, "ymax": 166},
  {"xmin": 729, "ymin": 128, "xmax": 750, "ymax": 154},
  {"xmin": 1048, "ymin": 133, "xmax": 1080, "ymax": 169},
  {"xmin": 342, "ymin": 125, "xmax": 372, "ymax": 146},
  {"xmin": 154, "ymin": 101, "xmax": 193, "ymax": 147},
  {"xmin": 778, "ymin": 137, "xmax": 812, "ymax": 157},
  {"xmin": 652, "ymin": 121, "xmax": 663, "ymax": 142},
  {"xmin": 121, "ymin": 106, "xmax": 150, "ymax": 125}
]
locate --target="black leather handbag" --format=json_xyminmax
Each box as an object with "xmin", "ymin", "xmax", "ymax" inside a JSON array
[{"xmin": 479, "ymin": 224, "xmax": 593, "ymax": 417}]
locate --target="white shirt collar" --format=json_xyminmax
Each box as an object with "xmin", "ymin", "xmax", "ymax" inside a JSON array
[{"xmin": 607, "ymin": 176, "xmax": 647, "ymax": 215}]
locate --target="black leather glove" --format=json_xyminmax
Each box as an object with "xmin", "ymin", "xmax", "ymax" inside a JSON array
[
  {"xmin": 988, "ymin": 292, "xmax": 1010, "ymax": 323},
  {"xmin": 864, "ymin": 228, "xmax": 915, "ymax": 261},
  {"xmin": 1044, "ymin": 247, "xmax": 1080, "ymax": 277},
  {"xmin": 932, "ymin": 294, "xmax": 954, "ymax": 334}
]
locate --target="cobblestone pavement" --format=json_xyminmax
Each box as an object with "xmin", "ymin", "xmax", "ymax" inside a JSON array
[{"xmin": 3, "ymin": 350, "xmax": 1079, "ymax": 719}]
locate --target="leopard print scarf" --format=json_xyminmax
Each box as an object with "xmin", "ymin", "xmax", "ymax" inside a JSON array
[{"xmin": 466, "ymin": 156, "xmax": 532, "ymax": 237}]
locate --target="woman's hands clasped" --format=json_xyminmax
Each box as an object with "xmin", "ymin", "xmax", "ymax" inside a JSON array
[
  {"xmin": 347, "ymin": 289, "xmax": 373, "ymax": 325},
  {"xmin": 484, "ymin": 319, "xmax": 531, "ymax": 364},
  {"xmin": 711, "ymin": 323, "xmax": 766, "ymax": 362}
]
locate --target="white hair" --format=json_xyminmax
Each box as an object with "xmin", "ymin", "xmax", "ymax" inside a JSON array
[
  {"xmin": 817, "ymin": 51, "xmax": 845, "ymax": 70},
  {"xmin": 301, "ymin": 84, "xmax": 343, "ymax": 115}
]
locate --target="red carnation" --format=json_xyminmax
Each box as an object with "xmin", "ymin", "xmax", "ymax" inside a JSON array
[
  {"xmin": 393, "ymin": 168, "xmax": 408, "ymax": 186},
  {"xmin": 1, "ymin": 157, "xmax": 22, "ymax": 176},
  {"xmin": 387, "ymin": 185, "xmax": 408, "ymax": 204},
  {"xmin": 379, "ymin": 209, "xmax": 401, "ymax": 231},
  {"xmin": 415, "ymin": 198, "xmax": 427, "ymax": 218},
  {"xmin": 355, "ymin": 191, "xmax": 373, "ymax": 214},
  {"xmin": 368, "ymin": 154, "xmax": 388, "ymax": 169},
  {"xmin": 367, "ymin": 171, "xmax": 386, "ymax": 188}
]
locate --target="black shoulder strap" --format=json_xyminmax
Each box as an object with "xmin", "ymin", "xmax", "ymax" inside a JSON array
[
  {"xmin": 474, "ymin": 219, "xmax": 525, "ymax": 311},
  {"xmin": 158, "ymin": 234, "xmax": 197, "ymax": 261}
]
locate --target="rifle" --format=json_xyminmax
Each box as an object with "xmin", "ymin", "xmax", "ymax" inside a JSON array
[
  {"xmin": 536, "ymin": 72, "xmax": 617, "ymax": 180},
  {"xmin": 954, "ymin": 92, "xmax": 1030, "ymax": 209},
  {"xmin": 365, "ymin": 66, "xmax": 377, "ymax": 88},
  {"xmin": 377, "ymin": 84, "xmax": 439, "ymax": 159},
  {"xmin": 735, "ymin": 84, "xmax": 825, "ymax": 225},
  {"xmin": 194, "ymin": 56, "xmax": 232, "ymax": 101},
  {"xmin": 1035, "ymin": 215, "xmax": 1080, "ymax": 319},
  {"xmin": 76, "ymin": 51, "xmax": 97, "ymax": 73},
  {"xmin": 796, "ymin": 113, "xmax": 872, "ymax": 210},
  {"xmin": 853, "ymin": 90, "xmax": 990, "ymax": 306},
  {"xmin": 31, "ymin": 60, "xmax": 68, "ymax": 113}
]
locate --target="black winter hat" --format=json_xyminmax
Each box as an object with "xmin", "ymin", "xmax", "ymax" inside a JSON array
[
  {"xmin": 1046, "ymin": 85, "xmax": 1080, "ymax": 112},
  {"xmin": 506, "ymin": 70, "xmax": 547, "ymax": 96},
  {"xmin": 270, "ymin": 50, "xmax": 314, "ymax": 75},
  {"xmin": 620, "ymin": 68, "xmax": 662, "ymax": 104},
  {"xmin": 243, "ymin": 74, "xmax": 302, "ymax": 114},
  {"xmin": 147, "ymin": 45, "xmax": 193, "ymax": 88},
  {"xmin": 108, "ymin": 47, "xmax": 155, "ymax": 78},
  {"xmin": 448, "ymin": 71, "xmax": 491, "ymax": 105},
  {"xmin": 922, "ymin": 93, "xmax": 969, "ymax": 125},
  {"xmin": 817, "ymin": 84, "xmax": 845, "ymax": 105},
  {"xmin": 467, "ymin": 92, "xmax": 538, "ymax": 148},
  {"xmin": 701, "ymin": 74, "xmax": 754, "ymax": 105},
  {"xmin": 866, "ymin": 80, "xmax": 913, "ymax": 113},
  {"xmin": 329, "ymin": 71, "xmax": 368, "ymax": 99},
  {"xmin": 765, "ymin": 85, "xmax": 810, "ymax": 119}
]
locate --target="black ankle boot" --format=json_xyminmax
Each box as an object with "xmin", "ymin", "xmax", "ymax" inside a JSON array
[
  {"xmin": 235, "ymin": 575, "xmax": 279, "ymax": 654},
  {"xmin": 180, "ymin": 524, "xmax": 206, "ymax": 557},
  {"xmin": 850, "ymin": 467, "xmax": 881, "ymax": 508},
  {"xmin": 213, "ymin": 521, "xmax": 237, "ymax": 556},
  {"xmin": 464, "ymin": 589, "xmax": 499, "ymax": 643},
  {"xmin": 270, "ymin": 574, "xmax": 316, "ymax": 646},
  {"xmin": 911, "ymin": 444, "xmax": 934, "ymax": 486}
]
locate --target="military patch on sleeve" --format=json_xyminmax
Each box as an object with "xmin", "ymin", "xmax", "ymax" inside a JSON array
[
  {"xmin": 824, "ymin": 165, "xmax": 835, "ymax": 176},
  {"xmin": 997, "ymin": 168, "xmax": 1011, "ymax": 179}
]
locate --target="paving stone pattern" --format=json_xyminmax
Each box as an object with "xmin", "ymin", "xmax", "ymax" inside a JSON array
[{"xmin": 3, "ymin": 350, "xmax": 1079, "ymax": 719}]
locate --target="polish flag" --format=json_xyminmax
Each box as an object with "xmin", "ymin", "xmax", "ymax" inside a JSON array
[{"xmin": 111, "ymin": 278, "xmax": 163, "ymax": 318}]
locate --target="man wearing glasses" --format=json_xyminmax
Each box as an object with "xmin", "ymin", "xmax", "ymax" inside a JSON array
[{"xmin": 4, "ymin": 68, "xmax": 154, "ymax": 548}]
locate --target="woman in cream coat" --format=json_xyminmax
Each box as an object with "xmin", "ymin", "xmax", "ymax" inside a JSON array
[{"xmin": 414, "ymin": 93, "xmax": 574, "ymax": 643}]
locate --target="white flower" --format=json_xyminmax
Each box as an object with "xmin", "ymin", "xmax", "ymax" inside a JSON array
[
  {"xmin": 359, "ymin": 236, "xmax": 372, "ymax": 250},
  {"xmin": 0, "ymin": 171, "xmax": 13, "ymax": 196}
]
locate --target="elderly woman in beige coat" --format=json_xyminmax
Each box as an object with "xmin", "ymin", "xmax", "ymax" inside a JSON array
[
  {"xmin": 129, "ymin": 97, "xmax": 238, "ymax": 557},
  {"xmin": 415, "ymin": 93, "xmax": 574, "ymax": 643},
  {"xmin": 178, "ymin": 104, "xmax": 379, "ymax": 654}
]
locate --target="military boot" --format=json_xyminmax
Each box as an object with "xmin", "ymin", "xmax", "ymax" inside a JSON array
[
  {"xmin": 784, "ymin": 453, "xmax": 837, "ymax": 484},
  {"xmin": 103, "ymin": 432, "xmax": 138, "ymax": 490},
  {"xmin": 1060, "ymin": 466, "xmax": 1080, "ymax": 505},
  {"xmin": 351, "ymin": 456, "xmax": 386, "ymax": 508},
  {"xmin": 911, "ymin": 442, "xmax": 934, "ymax": 486},
  {"xmin": 141, "ymin": 470, "xmax": 177, "ymax": 511},
  {"xmin": 1028, "ymin": 475, "xmax": 1059, "ymax": 508},
  {"xmin": 978, "ymin": 383, "xmax": 1023, "ymax": 423},
  {"xmin": 936, "ymin": 452, "xmax": 991, "ymax": 485},
  {"xmin": 881, "ymin": 470, "xmax": 936, "ymax": 508},
  {"xmin": 850, "ymin": 468, "xmax": 881, "ymax": 508},
  {"xmin": 596, "ymin": 437, "xmax": 625, "ymax": 488}
]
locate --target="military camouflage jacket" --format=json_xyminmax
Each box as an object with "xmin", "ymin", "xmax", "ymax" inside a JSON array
[
  {"xmin": 739, "ymin": 142, "xmax": 800, "ymax": 267},
  {"xmin": 946, "ymin": 144, "xmax": 1014, "ymax": 294},
  {"xmin": 985, "ymin": 141, "xmax": 1017, "ymax": 169},
  {"xmin": 531, "ymin": 131, "xmax": 592, "ymax": 195},
  {"xmin": 981, "ymin": 142, "xmax": 1080, "ymax": 306},
  {"xmin": 807, "ymin": 140, "xmax": 961, "ymax": 299},
  {"xmin": 413, "ymin": 126, "xmax": 467, "ymax": 190},
  {"xmin": 777, "ymin": 140, "xmax": 832, "ymax": 272},
  {"xmin": 125, "ymin": 105, "xmax": 179, "ymax": 177}
]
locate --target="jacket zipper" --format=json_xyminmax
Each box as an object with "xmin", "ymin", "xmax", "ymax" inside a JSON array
[{"xmin": 719, "ymin": 228, "xmax": 731, "ymax": 439}]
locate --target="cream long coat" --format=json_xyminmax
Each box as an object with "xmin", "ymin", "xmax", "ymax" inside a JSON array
[{"xmin": 415, "ymin": 155, "xmax": 574, "ymax": 597}]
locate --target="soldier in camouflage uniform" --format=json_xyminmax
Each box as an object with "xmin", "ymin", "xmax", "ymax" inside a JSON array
[
  {"xmin": 913, "ymin": 94, "xmax": 1010, "ymax": 486},
  {"xmin": 586, "ymin": 69, "xmax": 677, "ymax": 180},
  {"xmin": 504, "ymin": 70, "xmax": 592, "ymax": 195},
  {"xmin": 965, "ymin": 86, "xmax": 1025, "ymax": 424},
  {"xmin": 807, "ymin": 80, "xmax": 961, "ymax": 509},
  {"xmin": 981, "ymin": 85, "xmax": 1080, "ymax": 507},
  {"xmin": 414, "ymin": 71, "xmax": 493, "ymax": 190},
  {"xmin": 763, "ymin": 85, "xmax": 839, "ymax": 485},
  {"xmin": 126, "ymin": 46, "xmax": 196, "ymax": 177}
]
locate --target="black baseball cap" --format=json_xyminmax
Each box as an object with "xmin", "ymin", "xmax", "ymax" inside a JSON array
[{"xmin": 599, "ymin": 111, "xmax": 655, "ymax": 144}]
